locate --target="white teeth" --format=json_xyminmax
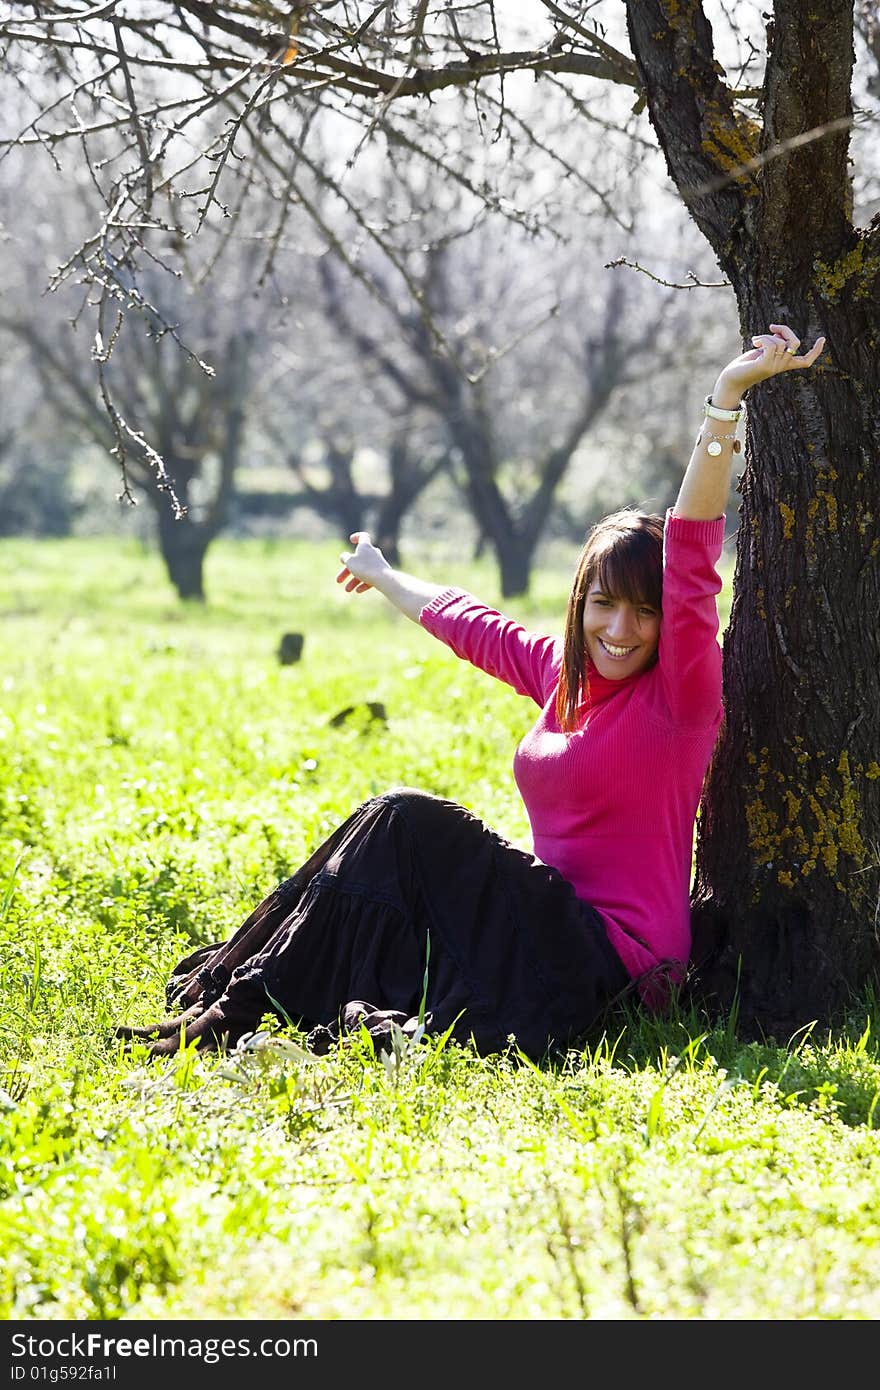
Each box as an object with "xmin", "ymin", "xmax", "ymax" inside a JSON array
[{"xmin": 600, "ymin": 639, "xmax": 634, "ymax": 657}]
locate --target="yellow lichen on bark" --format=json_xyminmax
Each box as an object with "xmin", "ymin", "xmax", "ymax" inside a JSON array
[
  {"xmin": 700, "ymin": 101, "xmax": 760, "ymax": 194},
  {"xmin": 745, "ymin": 748, "xmax": 867, "ymax": 891},
  {"xmin": 814, "ymin": 241, "xmax": 880, "ymax": 303},
  {"xmin": 818, "ymin": 491, "xmax": 838, "ymax": 532}
]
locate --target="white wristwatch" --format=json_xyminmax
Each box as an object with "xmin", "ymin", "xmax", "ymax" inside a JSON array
[{"xmin": 704, "ymin": 394, "xmax": 743, "ymax": 422}]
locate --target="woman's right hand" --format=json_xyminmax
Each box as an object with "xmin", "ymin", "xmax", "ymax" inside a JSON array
[
  {"xmin": 714, "ymin": 323, "xmax": 826, "ymax": 402},
  {"xmin": 336, "ymin": 531, "xmax": 391, "ymax": 595}
]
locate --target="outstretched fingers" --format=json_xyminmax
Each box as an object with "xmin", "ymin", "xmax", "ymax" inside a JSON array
[
  {"xmin": 335, "ymin": 565, "xmax": 369, "ymax": 591},
  {"xmin": 766, "ymin": 322, "xmax": 826, "ymax": 369},
  {"xmin": 336, "ymin": 530, "xmax": 374, "ymax": 593},
  {"xmin": 751, "ymin": 329, "xmax": 792, "ymax": 358},
  {"xmin": 790, "ymin": 335, "xmax": 826, "ymax": 368},
  {"xmin": 768, "ymin": 322, "xmax": 799, "ymax": 351},
  {"xmin": 335, "ymin": 565, "xmax": 372, "ymax": 593}
]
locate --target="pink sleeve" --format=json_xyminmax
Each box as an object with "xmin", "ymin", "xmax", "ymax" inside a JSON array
[
  {"xmin": 656, "ymin": 510, "xmax": 725, "ymax": 728},
  {"xmin": 419, "ymin": 588, "xmax": 560, "ymax": 708}
]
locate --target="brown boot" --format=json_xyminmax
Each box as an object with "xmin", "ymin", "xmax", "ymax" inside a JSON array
[
  {"xmin": 114, "ymin": 1001, "xmax": 205, "ymax": 1041},
  {"xmin": 145, "ymin": 1000, "xmax": 258, "ymax": 1058}
]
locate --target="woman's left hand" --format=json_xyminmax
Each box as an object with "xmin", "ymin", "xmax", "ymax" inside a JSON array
[
  {"xmin": 716, "ymin": 323, "xmax": 826, "ymax": 400},
  {"xmin": 336, "ymin": 531, "xmax": 391, "ymax": 594}
]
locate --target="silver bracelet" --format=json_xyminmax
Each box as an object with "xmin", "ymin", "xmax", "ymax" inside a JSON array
[{"xmin": 695, "ymin": 424, "xmax": 742, "ymax": 456}]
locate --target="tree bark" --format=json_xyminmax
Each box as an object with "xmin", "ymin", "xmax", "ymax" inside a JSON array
[
  {"xmin": 627, "ymin": 0, "xmax": 880, "ymax": 1035},
  {"xmin": 690, "ymin": 283, "xmax": 880, "ymax": 1037}
]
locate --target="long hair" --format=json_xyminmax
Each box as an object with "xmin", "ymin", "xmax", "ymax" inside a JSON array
[{"xmin": 555, "ymin": 509, "xmax": 664, "ymax": 733}]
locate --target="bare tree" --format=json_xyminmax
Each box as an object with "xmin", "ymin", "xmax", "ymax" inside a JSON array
[
  {"xmin": 0, "ymin": 4, "xmax": 642, "ymax": 486},
  {"xmin": 318, "ymin": 204, "xmax": 684, "ymax": 594},
  {"xmin": 3, "ymin": 3, "xmax": 879, "ymax": 1033},
  {"xmin": 1, "ymin": 261, "xmax": 257, "ymax": 598},
  {"xmin": 256, "ymin": 413, "xmax": 450, "ymax": 563},
  {"xmin": 250, "ymin": 253, "xmax": 452, "ymax": 563}
]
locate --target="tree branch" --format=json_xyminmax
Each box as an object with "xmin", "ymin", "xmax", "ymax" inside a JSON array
[{"xmin": 623, "ymin": 0, "xmax": 752, "ymax": 275}]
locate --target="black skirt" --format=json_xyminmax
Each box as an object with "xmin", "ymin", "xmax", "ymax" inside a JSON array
[{"xmin": 118, "ymin": 788, "xmax": 630, "ymax": 1060}]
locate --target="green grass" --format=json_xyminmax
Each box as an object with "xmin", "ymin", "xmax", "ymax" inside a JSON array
[{"xmin": 1, "ymin": 535, "xmax": 878, "ymax": 1320}]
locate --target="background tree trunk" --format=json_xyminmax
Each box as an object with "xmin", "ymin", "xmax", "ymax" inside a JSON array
[
  {"xmin": 151, "ymin": 328, "xmax": 252, "ymax": 601},
  {"xmin": 156, "ymin": 494, "xmax": 210, "ymax": 601}
]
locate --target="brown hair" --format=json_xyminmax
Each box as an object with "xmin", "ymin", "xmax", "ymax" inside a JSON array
[{"xmin": 555, "ymin": 509, "xmax": 664, "ymax": 733}]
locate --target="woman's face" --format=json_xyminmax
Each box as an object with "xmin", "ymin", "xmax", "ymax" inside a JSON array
[{"xmin": 582, "ymin": 586, "xmax": 661, "ymax": 680}]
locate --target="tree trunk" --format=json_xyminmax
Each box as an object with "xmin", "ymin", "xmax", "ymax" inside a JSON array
[
  {"xmin": 443, "ymin": 402, "xmax": 540, "ymax": 597},
  {"xmin": 372, "ymin": 438, "xmax": 449, "ymax": 568},
  {"xmin": 156, "ymin": 501, "xmax": 210, "ymax": 601},
  {"xmin": 496, "ymin": 536, "xmax": 536, "ymax": 599},
  {"xmin": 372, "ymin": 505, "xmax": 403, "ymax": 567},
  {"xmin": 627, "ymin": 0, "xmax": 880, "ymax": 1035},
  {"xmin": 151, "ymin": 328, "xmax": 251, "ymax": 602},
  {"xmin": 689, "ymin": 283, "xmax": 880, "ymax": 1037}
]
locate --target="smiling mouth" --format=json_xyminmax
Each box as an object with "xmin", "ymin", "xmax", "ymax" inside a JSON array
[{"xmin": 598, "ymin": 638, "xmax": 636, "ymax": 659}]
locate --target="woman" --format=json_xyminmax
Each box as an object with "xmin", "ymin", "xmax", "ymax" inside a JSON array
[{"xmin": 117, "ymin": 324, "xmax": 824, "ymax": 1059}]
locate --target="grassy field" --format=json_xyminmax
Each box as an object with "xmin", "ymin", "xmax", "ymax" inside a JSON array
[{"xmin": 1, "ymin": 534, "xmax": 879, "ymax": 1321}]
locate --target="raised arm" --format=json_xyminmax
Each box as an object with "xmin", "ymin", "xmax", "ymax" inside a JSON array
[
  {"xmin": 674, "ymin": 324, "xmax": 826, "ymax": 522},
  {"xmin": 336, "ymin": 531, "xmax": 445, "ymax": 622},
  {"xmin": 336, "ymin": 531, "xmax": 558, "ymax": 705}
]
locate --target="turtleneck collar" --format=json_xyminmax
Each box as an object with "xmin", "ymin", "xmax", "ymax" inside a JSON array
[{"xmin": 584, "ymin": 659, "xmax": 642, "ymax": 708}]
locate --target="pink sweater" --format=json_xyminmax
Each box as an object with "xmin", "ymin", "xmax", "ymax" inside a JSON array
[{"xmin": 419, "ymin": 510, "xmax": 725, "ymax": 1002}]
